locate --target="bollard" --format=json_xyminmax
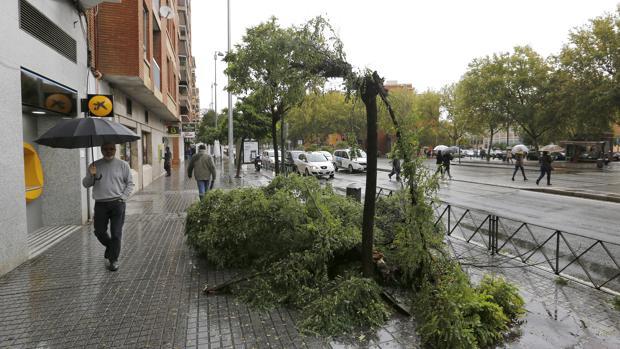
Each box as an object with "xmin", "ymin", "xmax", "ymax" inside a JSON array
[{"xmin": 346, "ymin": 183, "xmax": 362, "ymax": 202}]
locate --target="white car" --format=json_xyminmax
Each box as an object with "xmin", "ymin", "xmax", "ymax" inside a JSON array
[
  {"xmin": 296, "ymin": 152, "xmax": 335, "ymax": 178},
  {"xmin": 262, "ymin": 149, "xmax": 275, "ymax": 169},
  {"xmin": 333, "ymin": 148, "xmax": 367, "ymax": 173},
  {"xmin": 317, "ymin": 150, "xmax": 334, "ymax": 163}
]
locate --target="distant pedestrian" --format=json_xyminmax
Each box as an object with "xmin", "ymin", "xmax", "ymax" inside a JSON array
[
  {"xmin": 388, "ymin": 152, "xmax": 401, "ymax": 181},
  {"xmin": 82, "ymin": 143, "xmax": 134, "ymax": 272},
  {"xmin": 164, "ymin": 146, "xmax": 172, "ymax": 177},
  {"xmin": 442, "ymin": 151, "xmax": 453, "ymax": 179},
  {"xmin": 512, "ymin": 152, "xmax": 527, "ymax": 181},
  {"xmin": 188, "ymin": 144, "xmax": 217, "ymax": 201},
  {"xmin": 435, "ymin": 150, "xmax": 444, "ymax": 177},
  {"xmin": 536, "ymin": 151, "xmax": 553, "ymax": 186},
  {"xmin": 506, "ymin": 150, "xmax": 513, "ymax": 164}
]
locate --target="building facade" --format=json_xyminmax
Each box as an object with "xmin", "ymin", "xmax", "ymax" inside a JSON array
[{"xmin": 0, "ymin": 0, "xmax": 199, "ymax": 277}]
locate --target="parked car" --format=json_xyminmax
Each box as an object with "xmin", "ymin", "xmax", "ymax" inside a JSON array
[
  {"xmin": 262, "ymin": 149, "xmax": 275, "ymax": 169},
  {"xmin": 333, "ymin": 148, "xmax": 367, "ymax": 173},
  {"xmin": 296, "ymin": 152, "xmax": 335, "ymax": 178},
  {"xmin": 284, "ymin": 150, "xmax": 304, "ymax": 173}
]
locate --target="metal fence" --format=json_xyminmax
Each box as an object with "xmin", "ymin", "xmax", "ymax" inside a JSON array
[
  {"xmin": 433, "ymin": 203, "xmax": 620, "ymax": 293},
  {"xmin": 373, "ymin": 186, "xmax": 620, "ymax": 293}
]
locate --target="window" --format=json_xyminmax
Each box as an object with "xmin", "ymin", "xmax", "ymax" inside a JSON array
[
  {"xmin": 142, "ymin": 131, "xmax": 152, "ymax": 165},
  {"xmin": 143, "ymin": 4, "xmax": 149, "ymax": 57},
  {"xmin": 126, "ymin": 98, "xmax": 132, "ymax": 115},
  {"xmin": 120, "ymin": 127, "xmax": 138, "ymax": 169},
  {"xmin": 145, "ymin": 110, "xmax": 149, "ymax": 124}
]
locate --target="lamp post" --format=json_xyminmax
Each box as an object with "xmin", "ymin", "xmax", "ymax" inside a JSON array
[
  {"xmin": 213, "ymin": 51, "xmax": 224, "ymax": 126},
  {"xmin": 227, "ymin": 0, "xmax": 235, "ymax": 178}
]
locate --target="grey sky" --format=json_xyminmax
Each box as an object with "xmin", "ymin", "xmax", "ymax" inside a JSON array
[{"xmin": 191, "ymin": 0, "xmax": 619, "ymax": 114}]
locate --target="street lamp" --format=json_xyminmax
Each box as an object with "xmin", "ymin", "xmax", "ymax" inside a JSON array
[
  {"xmin": 227, "ymin": 0, "xmax": 235, "ymax": 178},
  {"xmin": 213, "ymin": 51, "xmax": 224, "ymax": 127}
]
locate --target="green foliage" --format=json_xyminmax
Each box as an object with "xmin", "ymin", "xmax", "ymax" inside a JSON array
[
  {"xmin": 186, "ymin": 175, "xmax": 392, "ymax": 335},
  {"xmin": 477, "ymin": 275, "xmax": 526, "ymax": 322},
  {"xmin": 299, "ymin": 277, "xmax": 391, "ymax": 336}
]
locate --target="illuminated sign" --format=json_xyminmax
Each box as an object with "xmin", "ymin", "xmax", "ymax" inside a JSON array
[{"xmin": 87, "ymin": 94, "xmax": 114, "ymax": 117}]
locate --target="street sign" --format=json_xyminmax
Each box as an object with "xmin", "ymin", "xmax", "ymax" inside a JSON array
[
  {"xmin": 167, "ymin": 126, "xmax": 180, "ymax": 135},
  {"xmin": 85, "ymin": 94, "xmax": 114, "ymax": 117},
  {"xmin": 182, "ymin": 132, "xmax": 196, "ymax": 139},
  {"xmin": 182, "ymin": 123, "xmax": 196, "ymax": 132}
]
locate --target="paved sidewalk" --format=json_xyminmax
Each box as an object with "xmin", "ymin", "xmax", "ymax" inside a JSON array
[{"xmin": 1, "ymin": 161, "xmax": 618, "ymax": 348}]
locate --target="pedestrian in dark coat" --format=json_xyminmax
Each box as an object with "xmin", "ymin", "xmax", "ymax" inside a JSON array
[
  {"xmin": 512, "ymin": 152, "xmax": 527, "ymax": 181},
  {"xmin": 435, "ymin": 150, "xmax": 444, "ymax": 177},
  {"xmin": 164, "ymin": 146, "xmax": 172, "ymax": 177},
  {"xmin": 442, "ymin": 152, "xmax": 453, "ymax": 179},
  {"xmin": 536, "ymin": 151, "xmax": 553, "ymax": 185},
  {"xmin": 388, "ymin": 153, "xmax": 401, "ymax": 181}
]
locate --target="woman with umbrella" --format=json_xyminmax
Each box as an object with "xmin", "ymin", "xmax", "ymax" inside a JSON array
[{"xmin": 511, "ymin": 145, "xmax": 528, "ymax": 181}]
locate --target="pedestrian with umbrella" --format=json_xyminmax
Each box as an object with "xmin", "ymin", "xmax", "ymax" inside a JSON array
[
  {"xmin": 536, "ymin": 151, "xmax": 553, "ymax": 186},
  {"xmin": 511, "ymin": 145, "xmax": 528, "ymax": 182},
  {"xmin": 35, "ymin": 117, "xmax": 139, "ymax": 271},
  {"xmin": 442, "ymin": 149, "xmax": 454, "ymax": 180}
]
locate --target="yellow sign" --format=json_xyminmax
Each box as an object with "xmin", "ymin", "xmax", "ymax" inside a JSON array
[
  {"xmin": 87, "ymin": 94, "xmax": 114, "ymax": 117},
  {"xmin": 45, "ymin": 93, "xmax": 73, "ymax": 114}
]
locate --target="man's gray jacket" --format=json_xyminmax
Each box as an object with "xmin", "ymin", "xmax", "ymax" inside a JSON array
[{"xmin": 187, "ymin": 150, "xmax": 216, "ymax": 181}]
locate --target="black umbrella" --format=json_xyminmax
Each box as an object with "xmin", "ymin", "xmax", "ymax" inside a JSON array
[{"xmin": 35, "ymin": 117, "xmax": 139, "ymax": 148}]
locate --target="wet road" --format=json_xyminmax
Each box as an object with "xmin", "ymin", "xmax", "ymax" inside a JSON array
[{"xmin": 262, "ymin": 164, "xmax": 620, "ymax": 244}]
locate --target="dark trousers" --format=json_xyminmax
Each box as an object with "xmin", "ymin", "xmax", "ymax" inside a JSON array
[
  {"xmin": 389, "ymin": 167, "xmax": 401, "ymax": 179},
  {"xmin": 164, "ymin": 161, "xmax": 171, "ymax": 176},
  {"xmin": 512, "ymin": 165, "xmax": 527, "ymax": 180},
  {"xmin": 537, "ymin": 167, "xmax": 551, "ymax": 184},
  {"xmin": 94, "ymin": 200, "xmax": 126, "ymax": 262}
]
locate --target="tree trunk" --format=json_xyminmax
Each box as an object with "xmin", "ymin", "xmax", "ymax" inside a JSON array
[
  {"xmin": 272, "ymin": 116, "xmax": 279, "ymax": 175},
  {"xmin": 280, "ymin": 114, "xmax": 286, "ymax": 175},
  {"xmin": 487, "ymin": 129, "xmax": 494, "ymax": 162},
  {"xmin": 235, "ymin": 138, "xmax": 243, "ymax": 178},
  {"xmin": 361, "ymin": 76, "xmax": 379, "ymax": 278}
]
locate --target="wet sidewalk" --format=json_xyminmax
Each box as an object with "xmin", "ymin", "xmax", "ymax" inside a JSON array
[{"xmin": 0, "ymin": 161, "xmax": 618, "ymax": 348}]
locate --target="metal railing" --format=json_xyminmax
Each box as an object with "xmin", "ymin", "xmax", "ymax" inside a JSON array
[
  {"xmin": 434, "ymin": 203, "xmax": 620, "ymax": 293},
  {"xmin": 371, "ymin": 187, "xmax": 620, "ymax": 293}
]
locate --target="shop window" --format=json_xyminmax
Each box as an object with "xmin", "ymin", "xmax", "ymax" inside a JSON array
[
  {"xmin": 21, "ymin": 68, "xmax": 77, "ymax": 117},
  {"xmin": 120, "ymin": 128, "xmax": 138, "ymax": 169},
  {"xmin": 142, "ymin": 131, "xmax": 152, "ymax": 165}
]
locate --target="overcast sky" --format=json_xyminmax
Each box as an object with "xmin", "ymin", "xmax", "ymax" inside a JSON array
[{"xmin": 191, "ymin": 0, "xmax": 619, "ymax": 114}]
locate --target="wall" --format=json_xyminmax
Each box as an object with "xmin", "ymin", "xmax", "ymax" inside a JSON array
[{"xmin": 0, "ymin": 0, "xmax": 89, "ymax": 275}]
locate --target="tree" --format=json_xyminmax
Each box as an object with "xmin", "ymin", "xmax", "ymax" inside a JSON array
[
  {"xmin": 458, "ymin": 56, "xmax": 509, "ymax": 160},
  {"xmin": 225, "ymin": 17, "xmax": 345, "ymax": 175},
  {"xmin": 557, "ymin": 7, "xmax": 620, "ymax": 138},
  {"xmin": 440, "ymin": 84, "xmax": 468, "ymax": 146}
]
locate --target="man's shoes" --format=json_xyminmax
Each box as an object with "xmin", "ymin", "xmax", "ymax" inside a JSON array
[
  {"xmin": 388, "ymin": 174, "xmax": 392, "ymax": 180},
  {"xmin": 511, "ymin": 177, "xmax": 515, "ymax": 181},
  {"xmin": 108, "ymin": 261, "xmax": 119, "ymax": 272},
  {"xmin": 536, "ymin": 180, "xmax": 540, "ymax": 185},
  {"xmin": 547, "ymin": 183, "xmax": 552, "ymax": 186},
  {"xmin": 104, "ymin": 247, "xmax": 109, "ymax": 259},
  {"xmin": 524, "ymin": 178, "xmax": 528, "ymax": 181}
]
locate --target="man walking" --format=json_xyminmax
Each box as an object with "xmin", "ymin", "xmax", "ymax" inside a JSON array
[
  {"xmin": 512, "ymin": 152, "xmax": 527, "ymax": 181},
  {"xmin": 164, "ymin": 146, "xmax": 172, "ymax": 177},
  {"xmin": 388, "ymin": 152, "xmax": 401, "ymax": 181},
  {"xmin": 442, "ymin": 151, "xmax": 453, "ymax": 180},
  {"xmin": 536, "ymin": 151, "xmax": 553, "ymax": 186},
  {"xmin": 82, "ymin": 143, "xmax": 134, "ymax": 271},
  {"xmin": 188, "ymin": 144, "xmax": 217, "ymax": 201},
  {"xmin": 435, "ymin": 150, "xmax": 444, "ymax": 177}
]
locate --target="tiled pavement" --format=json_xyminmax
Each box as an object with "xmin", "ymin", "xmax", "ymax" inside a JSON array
[{"xmin": 0, "ymin": 160, "xmax": 618, "ymax": 348}]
